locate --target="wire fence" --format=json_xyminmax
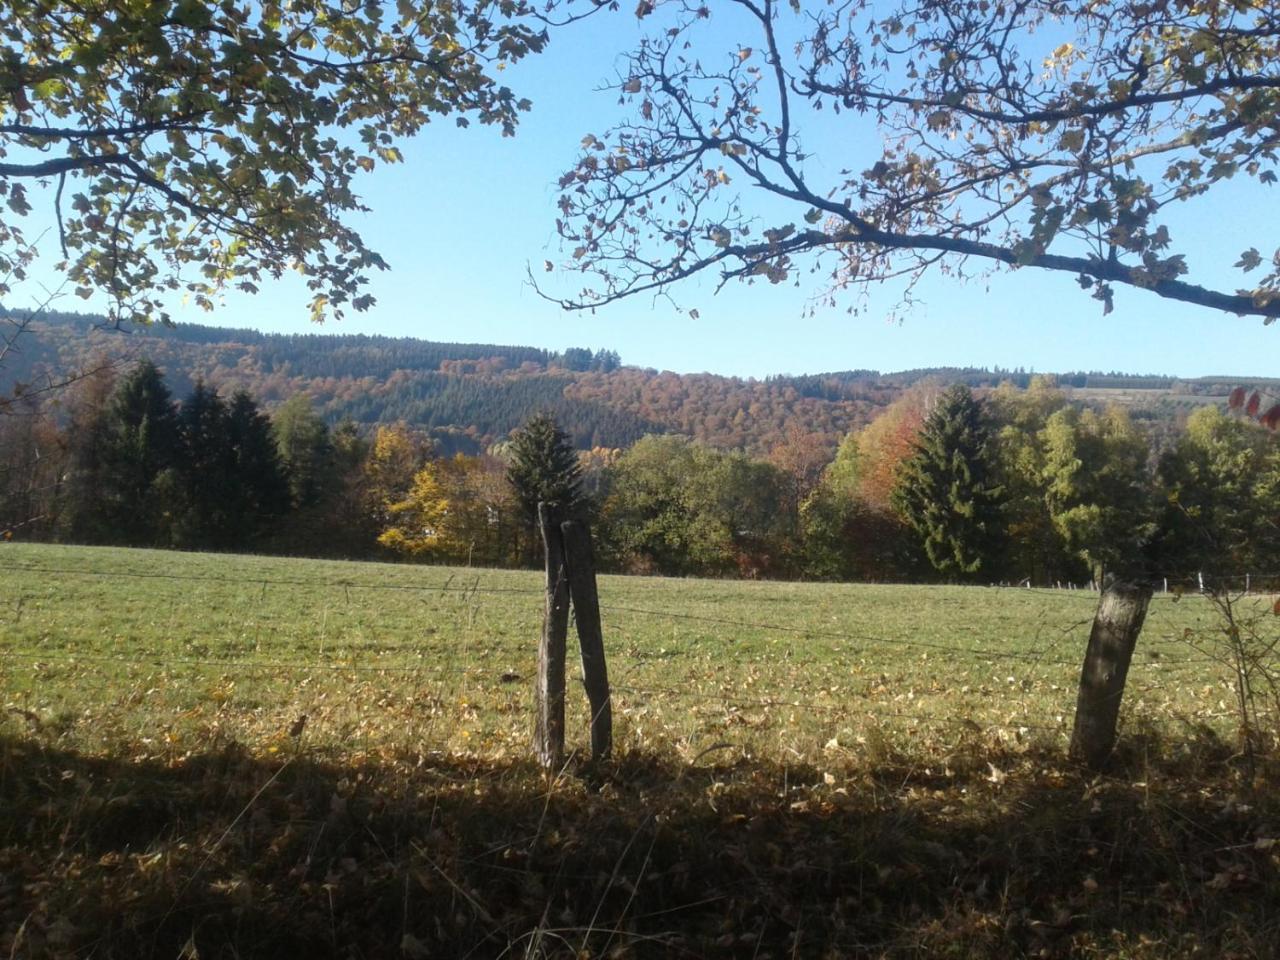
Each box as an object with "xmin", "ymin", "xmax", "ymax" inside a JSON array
[{"xmin": 1, "ymin": 558, "xmax": 1272, "ymax": 747}]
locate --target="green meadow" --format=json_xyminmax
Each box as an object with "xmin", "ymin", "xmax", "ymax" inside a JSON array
[
  {"xmin": 0, "ymin": 542, "xmax": 1246, "ymax": 758},
  {"xmin": 1, "ymin": 543, "xmax": 1277, "ymax": 958}
]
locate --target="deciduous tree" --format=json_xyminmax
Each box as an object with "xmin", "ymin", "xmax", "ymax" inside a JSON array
[
  {"xmin": 273, "ymin": 394, "xmax": 332, "ymax": 509},
  {"xmin": 550, "ymin": 0, "xmax": 1280, "ymax": 320},
  {"xmin": 1154, "ymin": 405, "xmax": 1275, "ymax": 577},
  {"xmin": 0, "ymin": 0, "xmax": 559, "ymax": 321},
  {"xmin": 990, "ymin": 376, "xmax": 1083, "ymax": 584},
  {"xmin": 1041, "ymin": 405, "xmax": 1153, "ymax": 582}
]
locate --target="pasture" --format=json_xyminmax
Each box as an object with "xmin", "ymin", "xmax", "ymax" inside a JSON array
[{"xmin": 2, "ymin": 543, "xmax": 1277, "ymax": 958}]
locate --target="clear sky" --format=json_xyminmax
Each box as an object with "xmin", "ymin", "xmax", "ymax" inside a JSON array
[{"xmin": 12, "ymin": 7, "xmax": 1278, "ymax": 380}]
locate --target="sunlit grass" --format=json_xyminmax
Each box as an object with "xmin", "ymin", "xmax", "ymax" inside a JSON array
[
  {"xmin": 2, "ymin": 542, "xmax": 1276, "ymax": 959},
  {"xmin": 0, "ymin": 541, "xmax": 1251, "ymax": 763}
]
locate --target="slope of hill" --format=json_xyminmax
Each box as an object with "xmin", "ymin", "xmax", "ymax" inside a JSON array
[{"xmin": 0, "ymin": 309, "xmax": 1263, "ymax": 454}]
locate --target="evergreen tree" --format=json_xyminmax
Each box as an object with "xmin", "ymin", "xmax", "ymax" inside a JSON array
[
  {"xmin": 168, "ymin": 381, "xmax": 234, "ymax": 547},
  {"xmin": 891, "ymin": 385, "xmax": 1006, "ymax": 580},
  {"xmin": 506, "ymin": 413, "xmax": 584, "ymax": 522},
  {"xmin": 99, "ymin": 360, "xmax": 179, "ymax": 545},
  {"xmin": 225, "ymin": 391, "xmax": 291, "ymax": 543}
]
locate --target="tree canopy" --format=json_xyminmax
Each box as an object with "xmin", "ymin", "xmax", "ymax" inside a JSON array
[
  {"xmin": 506, "ymin": 412, "xmax": 584, "ymax": 521},
  {"xmin": 550, "ymin": 0, "xmax": 1280, "ymax": 320},
  {"xmin": 892, "ymin": 385, "xmax": 1004, "ymax": 579},
  {"xmin": 0, "ymin": 0, "xmax": 556, "ymax": 322}
]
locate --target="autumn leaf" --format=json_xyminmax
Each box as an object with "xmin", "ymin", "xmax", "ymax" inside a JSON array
[{"xmin": 1235, "ymin": 248, "xmax": 1263, "ymax": 272}]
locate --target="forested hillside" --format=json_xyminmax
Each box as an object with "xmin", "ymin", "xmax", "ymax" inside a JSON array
[
  {"xmin": 6, "ymin": 310, "xmax": 1280, "ymax": 586},
  {"xmin": 0, "ymin": 308, "xmax": 1264, "ymax": 454}
]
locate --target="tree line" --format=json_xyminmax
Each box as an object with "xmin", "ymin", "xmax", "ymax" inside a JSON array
[
  {"xmin": 8, "ymin": 311, "xmax": 1239, "ymax": 463},
  {"xmin": 0, "ymin": 361, "xmax": 596, "ymax": 565},
  {"xmin": 2, "ymin": 363, "xmax": 1274, "ymax": 585}
]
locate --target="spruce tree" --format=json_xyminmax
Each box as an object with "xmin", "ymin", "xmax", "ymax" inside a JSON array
[
  {"xmin": 892, "ymin": 385, "xmax": 1005, "ymax": 580},
  {"xmin": 170, "ymin": 381, "xmax": 234, "ymax": 547},
  {"xmin": 226, "ymin": 391, "xmax": 291, "ymax": 540},
  {"xmin": 506, "ymin": 413, "xmax": 584, "ymax": 522},
  {"xmin": 99, "ymin": 360, "xmax": 178, "ymax": 545}
]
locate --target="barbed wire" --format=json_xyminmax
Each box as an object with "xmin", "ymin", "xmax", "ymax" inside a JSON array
[
  {"xmin": 0, "ymin": 562, "xmax": 545, "ymax": 596},
  {"xmin": 598, "ymin": 603, "xmax": 1218, "ymax": 666},
  {"xmin": 11, "ymin": 560, "xmax": 1280, "ymax": 600},
  {"xmin": 2, "ymin": 551, "xmax": 1270, "ymax": 763},
  {"xmin": 0, "ymin": 646, "xmax": 1244, "ymax": 735},
  {"xmin": 1, "ymin": 561, "xmax": 1234, "ymax": 667}
]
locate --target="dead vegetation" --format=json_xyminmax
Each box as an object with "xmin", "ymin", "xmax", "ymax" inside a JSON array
[{"xmin": 2, "ymin": 543, "xmax": 1278, "ymax": 957}]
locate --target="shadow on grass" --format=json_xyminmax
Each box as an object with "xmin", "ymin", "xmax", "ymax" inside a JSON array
[{"xmin": 1, "ymin": 731, "xmax": 1277, "ymax": 959}]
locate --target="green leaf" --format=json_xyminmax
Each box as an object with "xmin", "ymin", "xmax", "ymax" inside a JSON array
[
  {"xmin": 173, "ymin": 0, "xmax": 213, "ymax": 28},
  {"xmin": 32, "ymin": 78, "xmax": 66, "ymax": 100}
]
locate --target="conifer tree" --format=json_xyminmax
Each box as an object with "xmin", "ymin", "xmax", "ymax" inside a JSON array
[
  {"xmin": 99, "ymin": 360, "xmax": 178, "ymax": 545},
  {"xmin": 892, "ymin": 386, "xmax": 1005, "ymax": 580},
  {"xmin": 169, "ymin": 381, "xmax": 233, "ymax": 547},
  {"xmin": 506, "ymin": 413, "xmax": 584, "ymax": 522},
  {"xmin": 226, "ymin": 391, "xmax": 291, "ymax": 542}
]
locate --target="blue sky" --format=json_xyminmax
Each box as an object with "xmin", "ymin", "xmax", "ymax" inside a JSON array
[{"xmin": 13, "ymin": 7, "xmax": 1278, "ymax": 380}]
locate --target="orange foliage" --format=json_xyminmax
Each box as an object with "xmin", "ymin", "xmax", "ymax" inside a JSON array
[{"xmin": 853, "ymin": 387, "xmax": 938, "ymax": 510}]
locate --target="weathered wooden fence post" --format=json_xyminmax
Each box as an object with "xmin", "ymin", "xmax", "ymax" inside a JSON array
[
  {"xmin": 561, "ymin": 518, "xmax": 612, "ymax": 761},
  {"xmin": 535, "ymin": 502, "xmax": 569, "ymax": 769},
  {"xmin": 533, "ymin": 503, "xmax": 613, "ymax": 769},
  {"xmin": 1069, "ymin": 577, "xmax": 1153, "ymax": 770}
]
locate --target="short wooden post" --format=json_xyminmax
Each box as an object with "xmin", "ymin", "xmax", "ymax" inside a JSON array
[
  {"xmin": 561, "ymin": 518, "xmax": 612, "ymax": 761},
  {"xmin": 1069, "ymin": 577, "xmax": 1153, "ymax": 770},
  {"xmin": 535, "ymin": 502, "xmax": 570, "ymax": 770}
]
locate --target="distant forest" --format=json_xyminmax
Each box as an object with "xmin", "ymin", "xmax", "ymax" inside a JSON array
[{"xmin": 0, "ymin": 307, "xmax": 1266, "ymax": 455}]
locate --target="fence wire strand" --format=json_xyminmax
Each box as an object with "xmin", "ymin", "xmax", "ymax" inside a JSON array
[{"xmin": 1, "ymin": 558, "xmax": 1269, "ymax": 740}]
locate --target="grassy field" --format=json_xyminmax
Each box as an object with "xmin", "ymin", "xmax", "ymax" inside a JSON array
[{"xmin": 2, "ymin": 543, "xmax": 1278, "ymax": 958}]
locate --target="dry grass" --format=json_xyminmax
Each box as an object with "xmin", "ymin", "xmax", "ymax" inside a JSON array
[{"xmin": 2, "ymin": 543, "xmax": 1278, "ymax": 958}]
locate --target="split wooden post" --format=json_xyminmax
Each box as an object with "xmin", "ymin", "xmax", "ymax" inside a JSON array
[
  {"xmin": 1069, "ymin": 577, "xmax": 1153, "ymax": 770},
  {"xmin": 535, "ymin": 502, "xmax": 570, "ymax": 770},
  {"xmin": 533, "ymin": 502, "xmax": 613, "ymax": 769},
  {"xmin": 561, "ymin": 518, "xmax": 612, "ymax": 761}
]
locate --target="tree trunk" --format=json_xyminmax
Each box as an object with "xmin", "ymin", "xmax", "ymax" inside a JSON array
[
  {"xmin": 561, "ymin": 518, "xmax": 612, "ymax": 762},
  {"xmin": 1069, "ymin": 577, "xmax": 1152, "ymax": 770},
  {"xmin": 534, "ymin": 502, "xmax": 569, "ymax": 770}
]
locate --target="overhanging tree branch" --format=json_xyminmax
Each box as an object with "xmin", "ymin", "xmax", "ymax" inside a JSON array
[
  {"xmin": 545, "ymin": 0, "xmax": 1280, "ymax": 321},
  {"xmin": 0, "ymin": 0, "xmax": 595, "ymax": 324}
]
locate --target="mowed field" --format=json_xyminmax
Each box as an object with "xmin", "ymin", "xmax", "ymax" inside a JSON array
[
  {"xmin": 2, "ymin": 543, "xmax": 1278, "ymax": 959},
  {"xmin": 0, "ymin": 543, "xmax": 1247, "ymax": 756}
]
